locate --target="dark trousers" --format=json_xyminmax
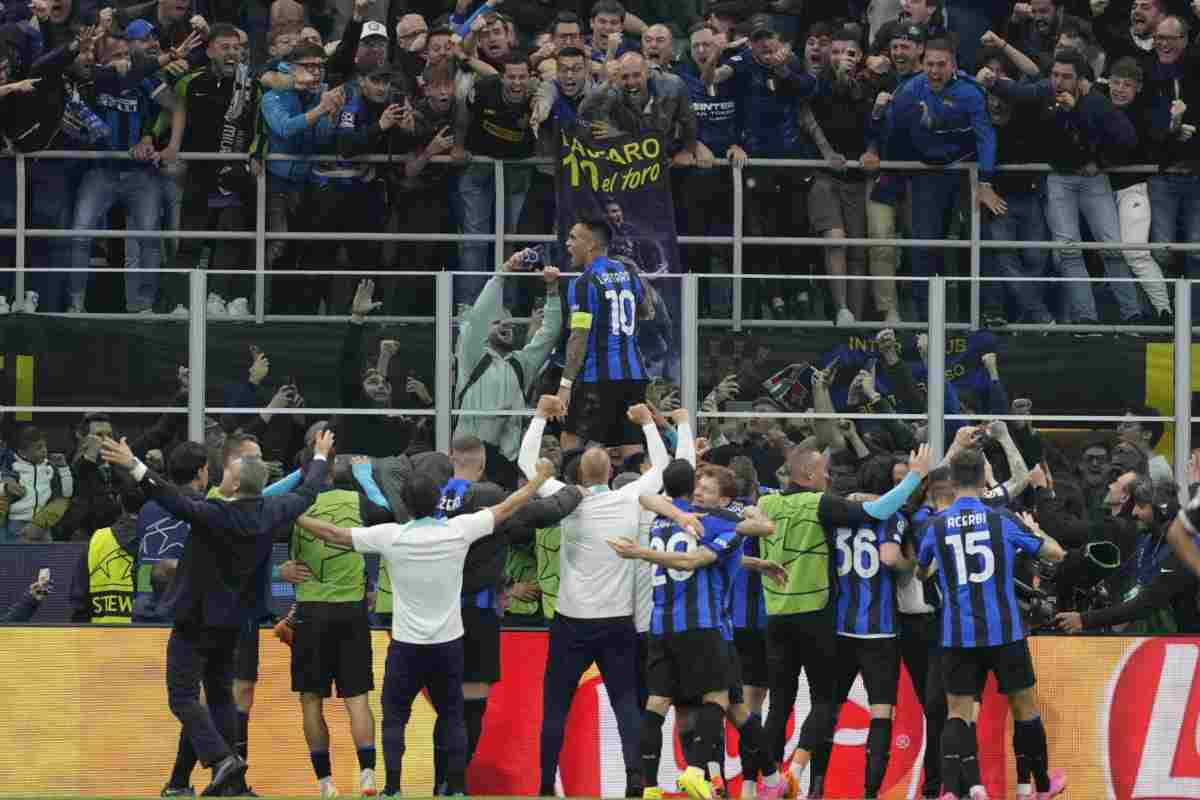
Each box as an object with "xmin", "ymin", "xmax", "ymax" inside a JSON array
[
  {"xmin": 898, "ymin": 612, "xmax": 947, "ymax": 795},
  {"xmin": 763, "ymin": 610, "xmax": 839, "ymax": 764},
  {"xmin": 382, "ymin": 637, "xmax": 467, "ymax": 793},
  {"xmin": 166, "ymin": 627, "xmax": 239, "ymax": 767},
  {"xmin": 539, "ymin": 614, "xmax": 643, "ymax": 793}
]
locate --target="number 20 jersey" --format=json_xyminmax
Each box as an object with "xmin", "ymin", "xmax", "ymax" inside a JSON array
[
  {"xmin": 917, "ymin": 496, "xmax": 1044, "ymax": 648},
  {"xmin": 567, "ymin": 256, "xmax": 647, "ymax": 383},
  {"xmin": 834, "ymin": 513, "xmax": 906, "ymax": 637},
  {"xmin": 649, "ymin": 502, "xmax": 743, "ymax": 636}
]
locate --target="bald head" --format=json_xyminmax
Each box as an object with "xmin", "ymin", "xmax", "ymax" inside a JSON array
[
  {"xmin": 788, "ymin": 446, "xmax": 828, "ymax": 491},
  {"xmin": 579, "ymin": 447, "xmax": 612, "ymax": 487},
  {"xmin": 617, "ymin": 50, "xmax": 651, "ymax": 100}
]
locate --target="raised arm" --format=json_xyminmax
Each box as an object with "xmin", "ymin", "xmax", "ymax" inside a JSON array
[
  {"xmin": 102, "ymin": 437, "xmax": 225, "ymax": 530},
  {"xmin": 488, "ymin": 459, "xmax": 556, "ymax": 527},
  {"xmin": 987, "ymin": 420, "xmax": 1030, "ymax": 498},
  {"xmin": 519, "ymin": 398, "xmax": 568, "ymax": 496},
  {"xmin": 671, "ymin": 408, "xmax": 696, "ymax": 466}
]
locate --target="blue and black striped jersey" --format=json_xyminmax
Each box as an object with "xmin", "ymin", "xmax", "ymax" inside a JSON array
[
  {"xmin": 726, "ymin": 498, "xmax": 767, "ymax": 631},
  {"xmin": 834, "ymin": 513, "xmax": 906, "ymax": 637},
  {"xmin": 437, "ymin": 478, "xmax": 497, "ymax": 613},
  {"xmin": 917, "ymin": 497, "xmax": 1043, "ymax": 648},
  {"xmin": 567, "ymin": 256, "xmax": 647, "ymax": 383},
  {"xmin": 650, "ymin": 501, "xmax": 743, "ymax": 636}
]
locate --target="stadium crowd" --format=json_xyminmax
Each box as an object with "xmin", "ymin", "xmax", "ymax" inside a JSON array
[{"xmin": 0, "ymin": 0, "xmax": 1197, "ymax": 322}]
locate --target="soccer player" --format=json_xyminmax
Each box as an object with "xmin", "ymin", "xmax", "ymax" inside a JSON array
[
  {"xmin": 556, "ymin": 215, "xmax": 654, "ymax": 457},
  {"xmin": 609, "ymin": 460, "xmax": 774, "ymax": 800},
  {"xmin": 430, "ymin": 436, "xmax": 583, "ymax": 793},
  {"xmin": 830, "ymin": 463, "xmax": 914, "ymax": 800},
  {"xmin": 752, "ymin": 443, "xmax": 932, "ymax": 799},
  {"xmin": 519, "ymin": 396, "xmax": 672, "ymax": 798},
  {"xmin": 295, "ymin": 460, "xmax": 556, "ymax": 798},
  {"xmin": 915, "ymin": 450, "xmax": 1067, "ymax": 800},
  {"xmin": 287, "ymin": 444, "xmax": 395, "ymax": 799}
]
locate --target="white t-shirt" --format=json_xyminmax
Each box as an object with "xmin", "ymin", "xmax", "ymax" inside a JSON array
[{"xmin": 352, "ymin": 509, "xmax": 495, "ymax": 644}]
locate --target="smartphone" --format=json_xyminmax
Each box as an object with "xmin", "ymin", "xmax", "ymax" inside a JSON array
[{"xmin": 38, "ymin": 568, "xmax": 50, "ymax": 585}]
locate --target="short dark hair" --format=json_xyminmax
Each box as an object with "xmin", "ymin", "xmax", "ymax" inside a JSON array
[
  {"xmin": 578, "ymin": 213, "xmax": 613, "ymax": 248},
  {"xmin": 591, "ymin": 0, "xmax": 625, "ymax": 19},
  {"xmin": 949, "ymin": 449, "xmax": 987, "ymax": 489},
  {"xmin": 16, "ymin": 426, "xmax": 45, "ymax": 452},
  {"xmin": 924, "ymin": 37, "xmax": 955, "ymax": 56},
  {"xmin": 80, "ymin": 412, "xmax": 113, "ymax": 432},
  {"xmin": 1052, "ymin": 47, "xmax": 1089, "ymax": 78},
  {"xmin": 288, "ymin": 40, "xmax": 327, "ymax": 62},
  {"xmin": 1109, "ymin": 55, "xmax": 1144, "ymax": 82},
  {"xmin": 832, "ymin": 25, "xmax": 863, "ymax": 45},
  {"xmin": 728, "ymin": 455, "xmax": 759, "ymax": 499},
  {"xmin": 427, "ymin": 24, "xmax": 453, "ymax": 40},
  {"xmin": 404, "ymin": 473, "xmax": 444, "ymax": 520},
  {"xmin": 553, "ymin": 10, "xmax": 582, "ymax": 30},
  {"xmin": 168, "ymin": 441, "xmax": 209, "ymax": 485},
  {"xmin": 208, "ymin": 22, "xmax": 239, "ymax": 43},
  {"xmin": 858, "ymin": 454, "xmax": 900, "ymax": 496},
  {"xmin": 500, "ymin": 51, "xmax": 531, "ymax": 72},
  {"xmin": 221, "ymin": 432, "xmax": 260, "ymax": 466},
  {"xmin": 557, "ymin": 45, "xmax": 586, "ymax": 60},
  {"xmin": 1058, "ymin": 14, "xmax": 1094, "ymax": 44},
  {"xmin": 806, "ymin": 21, "xmax": 833, "ymax": 40},
  {"xmin": 689, "ymin": 21, "xmax": 719, "ymax": 37},
  {"xmin": 451, "ymin": 434, "xmax": 485, "ymax": 454},
  {"xmin": 663, "ymin": 458, "xmax": 696, "ymax": 499}
]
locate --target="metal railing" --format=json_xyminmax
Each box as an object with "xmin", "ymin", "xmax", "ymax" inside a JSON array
[{"xmin": 1, "ymin": 150, "xmax": 1196, "ymax": 491}]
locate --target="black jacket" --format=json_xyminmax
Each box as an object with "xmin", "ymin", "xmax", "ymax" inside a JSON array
[
  {"xmin": 1082, "ymin": 552, "xmax": 1200, "ymax": 632},
  {"xmin": 144, "ymin": 458, "xmax": 329, "ymax": 630}
]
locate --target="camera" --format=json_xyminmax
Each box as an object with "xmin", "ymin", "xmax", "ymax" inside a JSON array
[{"xmin": 522, "ymin": 245, "xmax": 546, "ymax": 268}]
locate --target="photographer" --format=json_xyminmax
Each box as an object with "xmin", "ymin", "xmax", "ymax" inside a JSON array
[{"xmin": 1056, "ymin": 482, "xmax": 1197, "ymax": 633}]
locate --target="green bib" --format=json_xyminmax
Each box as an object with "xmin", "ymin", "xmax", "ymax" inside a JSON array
[
  {"xmin": 536, "ymin": 526, "xmax": 562, "ymax": 620},
  {"xmin": 290, "ymin": 490, "xmax": 365, "ymax": 603},
  {"xmin": 757, "ymin": 491, "xmax": 832, "ymax": 616},
  {"xmin": 505, "ymin": 544, "xmax": 540, "ymax": 616}
]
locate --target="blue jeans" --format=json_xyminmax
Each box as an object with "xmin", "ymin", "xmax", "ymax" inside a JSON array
[
  {"xmin": 1149, "ymin": 174, "xmax": 1200, "ymax": 279},
  {"xmin": 982, "ymin": 191, "xmax": 1053, "ymax": 322},
  {"xmin": 70, "ymin": 165, "xmax": 162, "ymax": 311},
  {"xmin": 1043, "ymin": 172, "xmax": 1140, "ymax": 323},
  {"xmin": 909, "ymin": 171, "xmax": 964, "ymax": 319},
  {"xmin": 453, "ymin": 162, "xmax": 532, "ymax": 308}
]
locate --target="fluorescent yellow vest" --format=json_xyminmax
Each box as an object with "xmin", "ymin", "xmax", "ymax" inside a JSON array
[{"xmin": 88, "ymin": 527, "xmax": 134, "ymax": 623}]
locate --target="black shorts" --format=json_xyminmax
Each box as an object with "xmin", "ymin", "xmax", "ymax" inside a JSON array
[
  {"xmin": 834, "ymin": 635, "xmax": 901, "ymax": 707},
  {"xmin": 646, "ymin": 629, "xmax": 731, "ymax": 704},
  {"xmin": 290, "ymin": 602, "xmax": 375, "ymax": 698},
  {"xmin": 234, "ymin": 619, "xmax": 260, "ymax": 683},
  {"xmin": 725, "ymin": 639, "xmax": 744, "ymax": 706},
  {"xmin": 942, "ymin": 639, "xmax": 1036, "ymax": 697},
  {"xmin": 733, "ymin": 627, "xmax": 769, "ymax": 688},
  {"xmin": 462, "ymin": 606, "xmax": 502, "ymax": 684},
  {"xmin": 565, "ymin": 379, "xmax": 649, "ymax": 447}
]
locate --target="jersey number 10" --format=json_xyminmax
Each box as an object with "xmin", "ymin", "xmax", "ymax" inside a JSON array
[{"xmin": 604, "ymin": 289, "xmax": 637, "ymax": 336}]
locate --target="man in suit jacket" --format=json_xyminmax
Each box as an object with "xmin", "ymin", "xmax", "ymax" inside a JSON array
[{"xmin": 100, "ymin": 430, "xmax": 335, "ymax": 797}]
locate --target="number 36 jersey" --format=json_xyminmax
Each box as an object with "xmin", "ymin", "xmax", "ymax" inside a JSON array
[
  {"xmin": 917, "ymin": 497, "xmax": 1043, "ymax": 648},
  {"xmin": 649, "ymin": 501, "xmax": 743, "ymax": 636},
  {"xmin": 834, "ymin": 513, "xmax": 906, "ymax": 637},
  {"xmin": 568, "ymin": 256, "xmax": 647, "ymax": 383}
]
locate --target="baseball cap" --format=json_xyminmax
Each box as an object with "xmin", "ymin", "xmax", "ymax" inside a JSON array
[
  {"xmin": 892, "ymin": 22, "xmax": 927, "ymax": 42},
  {"xmin": 125, "ymin": 19, "xmax": 157, "ymax": 41},
  {"xmin": 361, "ymin": 20, "xmax": 389, "ymax": 40},
  {"xmin": 364, "ymin": 61, "xmax": 396, "ymax": 78}
]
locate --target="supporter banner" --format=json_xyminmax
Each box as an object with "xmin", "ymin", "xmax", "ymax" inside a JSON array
[
  {"xmin": 1143, "ymin": 342, "xmax": 1200, "ymax": 466},
  {"xmin": 555, "ymin": 125, "xmax": 682, "ymax": 275},
  {"xmin": 1, "ymin": 630, "xmax": 1198, "ymax": 798}
]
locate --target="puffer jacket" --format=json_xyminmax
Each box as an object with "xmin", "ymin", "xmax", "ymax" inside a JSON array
[{"xmin": 9, "ymin": 454, "xmax": 73, "ymax": 523}]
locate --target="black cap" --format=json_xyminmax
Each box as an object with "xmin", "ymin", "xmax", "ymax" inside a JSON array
[
  {"xmin": 749, "ymin": 25, "xmax": 778, "ymax": 40},
  {"xmin": 364, "ymin": 61, "xmax": 396, "ymax": 78}
]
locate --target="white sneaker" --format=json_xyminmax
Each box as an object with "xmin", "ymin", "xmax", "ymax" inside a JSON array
[
  {"xmin": 359, "ymin": 767, "xmax": 377, "ymax": 796},
  {"xmin": 226, "ymin": 297, "xmax": 251, "ymax": 317},
  {"xmin": 836, "ymin": 307, "xmax": 856, "ymax": 326},
  {"xmin": 68, "ymin": 292, "xmax": 85, "ymax": 313},
  {"xmin": 0, "ymin": 296, "xmax": 9, "ymax": 314},
  {"xmin": 319, "ymin": 777, "xmax": 339, "ymax": 798},
  {"xmin": 206, "ymin": 292, "xmax": 227, "ymax": 316},
  {"xmin": 22, "ymin": 290, "xmax": 38, "ymax": 313},
  {"xmin": 171, "ymin": 304, "xmax": 189, "ymax": 318}
]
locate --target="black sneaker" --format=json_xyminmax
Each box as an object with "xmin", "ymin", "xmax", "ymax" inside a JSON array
[
  {"xmin": 161, "ymin": 787, "xmax": 195, "ymax": 798},
  {"xmin": 200, "ymin": 755, "xmax": 247, "ymax": 797}
]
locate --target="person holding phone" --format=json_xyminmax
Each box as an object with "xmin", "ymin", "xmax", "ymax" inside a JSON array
[{"xmin": 0, "ymin": 570, "xmax": 53, "ymax": 623}]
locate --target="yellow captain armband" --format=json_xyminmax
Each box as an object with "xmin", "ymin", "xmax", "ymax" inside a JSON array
[{"xmin": 570, "ymin": 312, "xmax": 593, "ymax": 330}]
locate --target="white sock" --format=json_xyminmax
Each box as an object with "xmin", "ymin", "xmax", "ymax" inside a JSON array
[
  {"xmin": 763, "ymin": 772, "xmax": 781, "ymax": 788},
  {"xmin": 741, "ymin": 778, "xmax": 757, "ymax": 798},
  {"xmin": 789, "ymin": 761, "xmax": 805, "ymax": 780},
  {"xmin": 707, "ymin": 762, "xmax": 722, "ymax": 781},
  {"xmin": 319, "ymin": 776, "xmax": 334, "ymax": 791},
  {"xmin": 1016, "ymin": 783, "xmax": 1033, "ymax": 796}
]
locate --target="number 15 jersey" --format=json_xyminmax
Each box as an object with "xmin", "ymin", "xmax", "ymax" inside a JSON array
[
  {"xmin": 568, "ymin": 255, "xmax": 647, "ymax": 383},
  {"xmin": 917, "ymin": 496, "xmax": 1043, "ymax": 648}
]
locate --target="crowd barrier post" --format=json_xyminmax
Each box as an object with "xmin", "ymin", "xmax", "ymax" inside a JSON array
[
  {"xmin": 927, "ymin": 276, "xmax": 947, "ymax": 463},
  {"xmin": 968, "ymin": 163, "xmax": 982, "ymax": 331},
  {"xmin": 731, "ymin": 160, "xmax": 744, "ymax": 333},
  {"xmin": 436, "ymin": 270, "xmax": 454, "ymax": 453},
  {"xmin": 14, "ymin": 153, "xmax": 27, "ymax": 302},
  {"xmin": 188, "ymin": 269, "xmax": 208, "ymax": 443},
  {"xmin": 254, "ymin": 162, "xmax": 268, "ymax": 323},
  {"xmin": 681, "ymin": 273, "xmax": 700, "ymax": 417},
  {"xmin": 1175, "ymin": 278, "xmax": 1193, "ymax": 499},
  {"xmin": 494, "ymin": 159, "xmax": 506, "ymax": 268}
]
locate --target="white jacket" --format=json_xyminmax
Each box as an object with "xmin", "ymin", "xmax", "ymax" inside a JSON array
[{"xmin": 8, "ymin": 455, "xmax": 73, "ymax": 523}]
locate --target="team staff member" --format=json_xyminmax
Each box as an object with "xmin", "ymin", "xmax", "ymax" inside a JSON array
[
  {"xmin": 916, "ymin": 450, "xmax": 1067, "ymax": 800},
  {"xmin": 99, "ymin": 430, "xmax": 334, "ymax": 798},
  {"xmin": 287, "ymin": 445, "xmax": 394, "ymax": 799},
  {"xmin": 519, "ymin": 396, "xmax": 674, "ymax": 798},
  {"xmin": 294, "ymin": 460, "xmax": 556, "ymax": 798},
  {"xmin": 556, "ymin": 216, "xmax": 654, "ymax": 458},
  {"xmin": 750, "ymin": 443, "xmax": 932, "ymax": 800}
]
